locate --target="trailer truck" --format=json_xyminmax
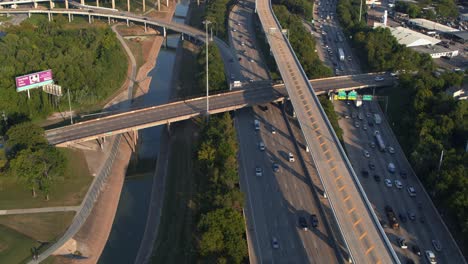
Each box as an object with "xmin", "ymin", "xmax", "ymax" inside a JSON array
[{"xmin": 338, "ymin": 48, "xmax": 345, "ymax": 61}]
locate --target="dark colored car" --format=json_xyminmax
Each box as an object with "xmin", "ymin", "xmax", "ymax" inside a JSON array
[
  {"xmin": 374, "ymin": 174, "xmax": 381, "ymax": 182},
  {"xmin": 299, "ymin": 216, "xmax": 308, "ymax": 230},
  {"xmin": 412, "ymin": 245, "xmax": 421, "ymax": 256},
  {"xmin": 272, "ymin": 163, "xmax": 280, "ymax": 172},
  {"xmin": 362, "ymin": 169, "xmax": 369, "ymax": 178},
  {"xmin": 310, "ymin": 214, "xmax": 319, "ymax": 228},
  {"xmin": 368, "ymin": 162, "xmax": 376, "ymax": 170},
  {"xmin": 400, "ymin": 170, "xmax": 408, "ymax": 179},
  {"xmin": 399, "ymin": 213, "xmax": 407, "ymax": 223}
]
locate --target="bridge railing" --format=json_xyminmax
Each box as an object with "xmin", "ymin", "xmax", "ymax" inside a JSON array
[{"xmin": 263, "ymin": 0, "xmax": 399, "ymax": 262}]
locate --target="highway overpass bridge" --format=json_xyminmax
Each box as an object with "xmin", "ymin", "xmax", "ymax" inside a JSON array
[
  {"xmin": 45, "ymin": 73, "xmax": 393, "ymax": 146},
  {"xmin": 256, "ymin": 0, "xmax": 400, "ymax": 262}
]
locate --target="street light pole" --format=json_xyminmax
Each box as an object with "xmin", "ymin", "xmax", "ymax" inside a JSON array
[
  {"xmin": 203, "ymin": 20, "xmax": 211, "ymax": 118},
  {"xmin": 359, "ymin": 0, "xmax": 363, "ymax": 22},
  {"xmin": 67, "ymin": 88, "xmax": 73, "ymax": 125}
]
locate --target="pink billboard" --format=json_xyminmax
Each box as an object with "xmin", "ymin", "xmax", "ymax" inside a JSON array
[{"xmin": 15, "ymin": 70, "xmax": 54, "ymax": 92}]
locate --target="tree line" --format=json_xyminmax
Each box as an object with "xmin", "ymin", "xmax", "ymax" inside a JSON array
[
  {"xmin": 203, "ymin": 0, "xmax": 235, "ymax": 41},
  {"xmin": 395, "ymin": 0, "xmax": 459, "ymax": 19},
  {"xmin": 0, "ymin": 15, "xmax": 127, "ymax": 122},
  {"xmin": 194, "ymin": 113, "xmax": 247, "ymax": 263},
  {"xmin": 196, "ymin": 44, "xmax": 227, "ymax": 93}
]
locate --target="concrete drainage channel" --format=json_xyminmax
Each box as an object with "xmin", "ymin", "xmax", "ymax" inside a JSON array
[{"xmin": 30, "ymin": 135, "xmax": 122, "ymax": 264}]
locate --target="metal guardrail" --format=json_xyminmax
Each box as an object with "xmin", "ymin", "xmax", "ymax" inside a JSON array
[
  {"xmin": 263, "ymin": 1, "xmax": 400, "ymax": 262},
  {"xmin": 30, "ymin": 135, "xmax": 122, "ymax": 264}
]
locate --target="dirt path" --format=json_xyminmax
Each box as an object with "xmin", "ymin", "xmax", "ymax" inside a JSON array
[{"xmin": 50, "ymin": 3, "xmax": 177, "ymax": 264}]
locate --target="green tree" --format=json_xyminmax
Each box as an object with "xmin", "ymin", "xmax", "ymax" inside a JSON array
[
  {"xmin": 9, "ymin": 148, "xmax": 42, "ymax": 197},
  {"xmin": 6, "ymin": 122, "xmax": 47, "ymax": 157}
]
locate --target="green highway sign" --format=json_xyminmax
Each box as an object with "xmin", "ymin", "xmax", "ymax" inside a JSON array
[
  {"xmin": 363, "ymin": 95, "xmax": 373, "ymax": 101},
  {"xmin": 337, "ymin": 90, "xmax": 347, "ymax": 100},
  {"xmin": 347, "ymin": 91, "xmax": 357, "ymax": 100}
]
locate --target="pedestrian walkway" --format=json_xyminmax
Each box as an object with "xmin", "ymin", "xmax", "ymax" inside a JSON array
[{"xmin": 0, "ymin": 206, "xmax": 80, "ymax": 215}]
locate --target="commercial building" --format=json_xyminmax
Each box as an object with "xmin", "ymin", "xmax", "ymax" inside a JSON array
[
  {"xmin": 445, "ymin": 83, "xmax": 468, "ymax": 100},
  {"xmin": 446, "ymin": 30, "xmax": 468, "ymax": 44},
  {"xmin": 389, "ymin": 26, "xmax": 441, "ymax": 47},
  {"xmin": 411, "ymin": 45, "xmax": 459, "ymax": 58},
  {"xmin": 408, "ymin": 18, "xmax": 459, "ymax": 33}
]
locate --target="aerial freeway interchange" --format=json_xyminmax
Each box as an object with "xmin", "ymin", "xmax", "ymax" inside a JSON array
[{"xmin": 2, "ymin": 1, "xmax": 463, "ymax": 263}]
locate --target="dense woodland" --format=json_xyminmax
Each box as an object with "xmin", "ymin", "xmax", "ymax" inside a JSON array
[
  {"xmin": 204, "ymin": 0, "xmax": 233, "ymax": 40},
  {"xmin": 338, "ymin": 0, "xmax": 468, "ymax": 245},
  {"xmin": 194, "ymin": 113, "xmax": 247, "ymax": 263},
  {"xmin": 0, "ymin": 16, "xmax": 127, "ymax": 123},
  {"xmin": 0, "ymin": 15, "xmax": 127, "ymax": 198},
  {"xmin": 196, "ymin": 44, "xmax": 227, "ymax": 93}
]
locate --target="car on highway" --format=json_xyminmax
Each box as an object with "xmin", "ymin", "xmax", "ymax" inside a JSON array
[
  {"xmin": 400, "ymin": 170, "xmax": 408, "ymax": 179},
  {"xmin": 249, "ymin": 58, "xmax": 254, "ymax": 62},
  {"xmin": 362, "ymin": 169, "xmax": 369, "ymax": 178},
  {"xmin": 374, "ymin": 174, "xmax": 381, "ymax": 182},
  {"xmin": 432, "ymin": 239, "xmax": 442, "ymax": 252},
  {"xmin": 395, "ymin": 179, "xmax": 403, "ymax": 189},
  {"xmin": 363, "ymin": 150, "xmax": 370, "ymax": 158},
  {"xmin": 384, "ymin": 179, "xmax": 393, "ymax": 187},
  {"xmin": 241, "ymin": 42, "xmax": 245, "ymax": 46},
  {"xmin": 271, "ymin": 237, "xmax": 280, "ymax": 249},
  {"xmin": 412, "ymin": 244, "xmax": 421, "ymax": 256},
  {"xmin": 375, "ymin": 76, "xmax": 385, "ymax": 82},
  {"xmin": 272, "ymin": 163, "xmax": 280, "ymax": 172},
  {"xmin": 363, "ymin": 124, "xmax": 368, "ymax": 130},
  {"xmin": 255, "ymin": 167, "xmax": 263, "ymax": 177},
  {"xmin": 425, "ymin": 250, "xmax": 437, "ymax": 264},
  {"xmin": 388, "ymin": 146, "xmax": 395, "ymax": 154},
  {"xmin": 258, "ymin": 141, "xmax": 266, "ymax": 151},
  {"xmin": 388, "ymin": 162, "xmax": 396, "ymax": 173},
  {"xmin": 310, "ymin": 214, "xmax": 319, "ymax": 227},
  {"xmin": 408, "ymin": 210, "xmax": 416, "ymax": 221},
  {"xmin": 407, "ymin": 186, "xmax": 416, "ymax": 197},
  {"xmin": 271, "ymin": 126, "xmax": 276, "ymax": 134},
  {"xmin": 299, "ymin": 216, "xmax": 308, "ymax": 231},
  {"xmin": 420, "ymin": 215, "xmax": 426, "ymax": 223},
  {"xmin": 368, "ymin": 162, "xmax": 375, "ymax": 170},
  {"xmin": 370, "ymin": 142, "xmax": 376, "ymax": 149},
  {"xmin": 399, "ymin": 213, "xmax": 407, "ymax": 223},
  {"xmin": 288, "ymin": 152, "xmax": 295, "ymax": 162},
  {"xmin": 254, "ymin": 119, "xmax": 260, "ymax": 130},
  {"xmin": 397, "ymin": 237, "xmax": 408, "ymax": 249}
]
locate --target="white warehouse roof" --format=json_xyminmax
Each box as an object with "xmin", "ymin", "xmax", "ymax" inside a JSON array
[
  {"xmin": 389, "ymin": 26, "xmax": 441, "ymax": 47},
  {"xmin": 409, "ymin": 18, "xmax": 459, "ymax": 33}
]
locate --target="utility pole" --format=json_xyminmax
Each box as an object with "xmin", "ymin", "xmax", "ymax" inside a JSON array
[
  {"xmin": 203, "ymin": 20, "xmax": 211, "ymax": 118},
  {"xmin": 437, "ymin": 149, "xmax": 444, "ymax": 172},
  {"xmin": 67, "ymin": 88, "xmax": 73, "ymax": 125}
]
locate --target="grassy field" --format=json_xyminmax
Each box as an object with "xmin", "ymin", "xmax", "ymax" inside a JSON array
[
  {"xmin": 0, "ymin": 212, "xmax": 75, "ymax": 264},
  {"xmin": 0, "ymin": 148, "xmax": 93, "ymax": 210}
]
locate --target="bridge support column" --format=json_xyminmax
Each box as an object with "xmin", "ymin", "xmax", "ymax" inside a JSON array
[
  {"xmin": 65, "ymin": 0, "xmax": 68, "ymax": 9},
  {"xmin": 163, "ymin": 26, "xmax": 166, "ymax": 37},
  {"xmin": 89, "ymin": 14, "xmax": 92, "ymax": 24},
  {"xmin": 96, "ymin": 0, "xmax": 99, "ymax": 7},
  {"xmin": 96, "ymin": 137, "xmax": 105, "ymax": 150},
  {"xmin": 127, "ymin": 0, "xmax": 130, "ymax": 12},
  {"xmin": 157, "ymin": 0, "xmax": 160, "ymax": 11},
  {"xmin": 48, "ymin": 12, "xmax": 51, "ymax": 22},
  {"xmin": 108, "ymin": 16, "xmax": 111, "ymax": 25},
  {"xmin": 142, "ymin": 0, "xmax": 145, "ymax": 12},
  {"xmin": 123, "ymin": 131, "xmax": 138, "ymax": 152},
  {"xmin": 111, "ymin": 0, "xmax": 115, "ymax": 9},
  {"xmin": 166, "ymin": 0, "xmax": 168, "ymax": 7},
  {"xmin": 68, "ymin": 13, "xmax": 71, "ymax": 22},
  {"xmin": 126, "ymin": 19, "xmax": 129, "ymax": 26},
  {"xmin": 181, "ymin": 33, "xmax": 184, "ymax": 40},
  {"xmin": 144, "ymin": 22, "xmax": 147, "ymax": 32},
  {"xmin": 166, "ymin": 122, "xmax": 171, "ymax": 134},
  {"xmin": 81, "ymin": 0, "xmax": 84, "ymax": 5},
  {"xmin": 33, "ymin": 1, "xmax": 37, "ymax": 8},
  {"xmin": 49, "ymin": 0, "xmax": 53, "ymax": 9},
  {"xmin": 28, "ymin": 12, "xmax": 31, "ymax": 18}
]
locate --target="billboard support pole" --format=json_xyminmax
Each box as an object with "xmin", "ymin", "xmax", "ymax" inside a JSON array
[
  {"xmin": 68, "ymin": 89, "xmax": 73, "ymax": 125},
  {"xmin": 27, "ymin": 90, "xmax": 31, "ymax": 99}
]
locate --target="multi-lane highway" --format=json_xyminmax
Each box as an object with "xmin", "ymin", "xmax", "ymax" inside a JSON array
[
  {"xmin": 229, "ymin": 0, "xmax": 340, "ymax": 262},
  {"xmin": 255, "ymin": 0, "xmax": 399, "ymax": 262},
  {"xmin": 335, "ymin": 100, "xmax": 466, "ymax": 263}
]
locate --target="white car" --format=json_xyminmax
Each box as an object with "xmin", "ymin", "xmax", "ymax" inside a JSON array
[
  {"xmin": 375, "ymin": 76, "xmax": 385, "ymax": 82},
  {"xmin": 288, "ymin": 152, "xmax": 295, "ymax": 162},
  {"xmin": 255, "ymin": 167, "xmax": 263, "ymax": 177},
  {"xmin": 388, "ymin": 146, "xmax": 395, "ymax": 154},
  {"xmin": 425, "ymin": 250, "xmax": 437, "ymax": 264},
  {"xmin": 249, "ymin": 58, "xmax": 254, "ymax": 62},
  {"xmin": 395, "ymin": 180, "xmax": 403, "ymax": 189},
  {"xmin": 407, "ymin": 186, "xmax": 416, "ymax": 197},
  {"xmin": 384, "ymin": 179, "xmax": 392, "ymax": 187},
  {"xmin": 363, "ymin": 150, "xmax": 370, "ymax": 158},
  {"xmin": 259, "ymin": 142, "xmax": 265, "ymax": 151}
]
